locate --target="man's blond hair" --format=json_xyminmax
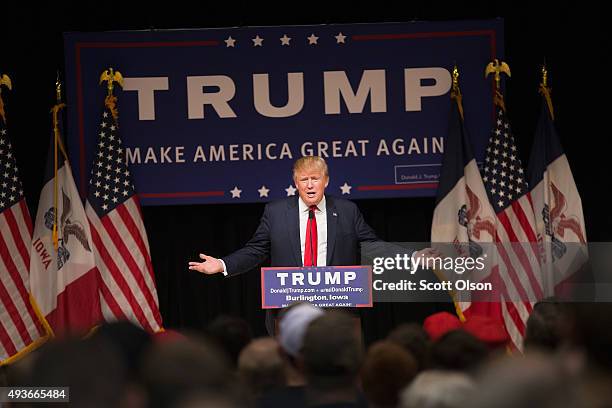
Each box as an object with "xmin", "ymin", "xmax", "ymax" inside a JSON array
[{"xmin": 293, "ymin": 156, "xmax": 329, "ymax": 179}]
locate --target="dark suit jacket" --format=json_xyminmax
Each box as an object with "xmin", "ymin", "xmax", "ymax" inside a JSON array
[{"xmin": 223, "ymin": 195, "xmax": 379, "ymax": 275}]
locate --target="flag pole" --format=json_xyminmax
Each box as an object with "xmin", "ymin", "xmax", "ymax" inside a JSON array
[
  {"xmin": 451, "ymin": 64, "xmax": 464, "ymax": 121},
  {"xmin": 539, "ymin": 64, "xmax": 555, "ymax": 121},
  {"xmin": 51, "ymin": 74, "xmax": 67, "ymax": 250}
]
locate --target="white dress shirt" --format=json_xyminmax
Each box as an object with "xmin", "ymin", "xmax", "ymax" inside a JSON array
[
  {"xmin": 220, "ymin": 196, "xmax": 328, "ymax": 275},
  {"xmin": 298, "ymin": 196, "xmax": 327, "ymax": 267}
]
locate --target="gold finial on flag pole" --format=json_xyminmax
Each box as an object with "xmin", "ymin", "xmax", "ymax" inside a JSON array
[
  {"xmin": 99, "ymin": 68, "xmax": 123, "ymax": 120},
  {"xmin": 0, "ymin": 74, "xmax": 12, "ymax": 124},
  {"xmin": 55, "ymin": 71, "xmax": 63, "ymax": 104},
  {"xmin": 451, "ymin": 64, "xmax": 464, "ymax": 120},
  {"xmin": 540, "ymin": 64, "xmax": 548, "ymax": 88},
  {"xmin": 485, "ymin": 59, "xmax": 511, "ymax": 111},
  {"xmin": 539, "ymin": 63, "xmax": 555, "ymax": 120}
]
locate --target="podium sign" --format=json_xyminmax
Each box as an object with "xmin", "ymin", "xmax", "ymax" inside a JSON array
[{"xmin": 261, "ymin": 265, "xmax": 372, "ymax": 309}]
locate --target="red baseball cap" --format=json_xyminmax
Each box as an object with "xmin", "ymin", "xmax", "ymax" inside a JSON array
[
  {"xmin": 463, "ymin": 315, "xmax": 509, "ymax": 349},
  {"xmin": 423, "ymin": 312, "xmax": 462, "ymax": 341}
]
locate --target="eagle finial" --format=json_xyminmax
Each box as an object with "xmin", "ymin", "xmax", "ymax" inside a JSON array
[{"xmin": 0, "ymin": 73, "xmax": 13, "ymax": 124}]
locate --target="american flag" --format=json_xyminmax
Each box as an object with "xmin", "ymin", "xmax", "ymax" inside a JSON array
[
  {"xmin": 479, "ymin": 102, "xmax": 542, "ymax": 350},
  {"xmin": 85, "ymin": 99, "xmax": 162, "ymax": 333},
  {"xmin": 0, "ymin": 122, "xmax": 48, "ymax": 363}
]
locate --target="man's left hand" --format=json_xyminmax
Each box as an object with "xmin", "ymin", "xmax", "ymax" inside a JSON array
[{"xmin": 412, "ymin": 247, "xmax": 442, "ymax": 267}]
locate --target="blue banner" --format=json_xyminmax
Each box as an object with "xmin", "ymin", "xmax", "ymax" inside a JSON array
[
  {"xmin": 64, "ymin": 20, "xmax": 503, "ymax": 205},
  {"xmin": 261, "ymin": 266, "xmax": 372, "ymax": 309}
]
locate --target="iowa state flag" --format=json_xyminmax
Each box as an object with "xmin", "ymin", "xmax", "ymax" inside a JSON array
[
  {"xmin": 527, "ymin": 85, "xmax": 587, "ymax": 296},
  {"xmin": 431, "ymin": 82, "xmax": 496, "ymax": 314},
  {"xmin": 29, "ymin": 105, "xmax": 101, "ymax": 335}
]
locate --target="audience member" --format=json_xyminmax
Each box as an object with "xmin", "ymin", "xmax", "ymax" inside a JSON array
[
  {"xmin": 361, "ymin": 340, "xmax": 418, "ymax": 408},
  {"xmin": 141, "ymin": 335, "xmax": 236, "ymax": 408},
  {"xmin": 238, "ymin": 337, "xmax": 285, "ymax": 400},
  {"xmin": 428, "ymin": 330, "xmax": 488, "ymax": 373},
  {"xmin": 400, "ymin": 370, "xmax": 474, "ymax": 408},
  {"xmin": 387, "ymin": 323, "xmax": 430, "ymax": 372},
  {"xmin": 302, "ymin": 310, "xmax": 366, "ymax": 408},
  {"xmin": 206, "ymin": 315, "xmax": 252, "ymax": 368},
  {"xmin": 524, "ymin": 298, "xmax": 565, "ymax": 352}
]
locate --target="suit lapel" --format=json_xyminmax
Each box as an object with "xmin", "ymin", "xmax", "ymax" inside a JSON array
[
  {"xmin": 326, "ymin": 195, "xmax": 337, "ymax": 265},
  {"xmin": 286, "ymin": 197, "xmax": 302, "ymax": 266}
]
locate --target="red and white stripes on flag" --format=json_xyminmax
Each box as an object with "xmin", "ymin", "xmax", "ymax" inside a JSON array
[
  {"xmin": 1, "ymin": 123, "xmax": 48, "ymax": 364},
  {"xmin": 1, "ymin": 200, "xmax": 48, "ymax": 363},
  {"xmin": 478, "ymin": 105, "xmax": 542, "ymax": 350},
  {"xmin": 85, "ymin": 101, "xmax": 162, "ymax": 333},
  {"xmin": 86, "ymin": 197, "xmax": 162, "ymax": 332}
]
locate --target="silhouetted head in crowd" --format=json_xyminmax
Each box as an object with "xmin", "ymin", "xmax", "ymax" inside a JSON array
[
  {"xmin": 174, "ymin": 391, "xmax": 242, "ymax": 408},
  {"xmin": 470, "ymin": 353, "xmax": 580, "ymax": 408},
  {"xmin": 428, "ymin": 330, "xmax": 488, "ymax": 373},
  {"xmin": 567, "ymin": 302, "xmax": 612, "ymax": 371},
  {"xmin": 302, "ymin": 311, "xmax": 363, "ymax": 399},
  {"xmin": 361, "ymin": 340, "xmax": 418, "ymax": 408},
  {"xmin": 238, "ymin": 337, "xmax": 285, "ymax": 399},
  {"xmin": 92, "ymin": 320, "xmax": 152, "ymax": 380},
  {"xmin": 400, "ymin": 370, "xmax": 474, "ymax": 408},
  {"xmin": 279, "ymin": 302, "xmax": 324, "ymax": 359},
  {"xmin": 206, "ymin": 314, "xmax": 252, "ymax": 367},
  {"xmin": 387, "ymin": 323, "xmax": 430, "ymax": 372},
  {"xmin": 276, "ymin": 301, "xmax": 324, "ymax": 388},
  {"xmin": 28, "ymin": 337, "xmax": 127, "ymax": 407},
  {"xmin": 141, "ymin": 335, "xmax": 236, "ymax": 408},
  {"xmin": 524, "ymin": 298, "xmax": 565, "ymax": 352}
]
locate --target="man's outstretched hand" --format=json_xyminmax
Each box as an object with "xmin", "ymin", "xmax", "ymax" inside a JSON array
[
  {"xmin": 188, "ymin": 253, "xmax": 224, "ymax": 275},
  {"xmin": 413, "ymin": 247, "xmax": 442, "ymax": 266}
]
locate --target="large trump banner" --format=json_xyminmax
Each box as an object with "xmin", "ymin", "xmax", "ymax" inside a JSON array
[{"xmin": 64, "ymin": 20, "xmax": 503, "ymax": 205}]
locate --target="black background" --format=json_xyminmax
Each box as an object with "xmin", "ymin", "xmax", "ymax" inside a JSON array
[{"xmin": 2, "ymin": 1, "xmax": 607, "ymax": 342}]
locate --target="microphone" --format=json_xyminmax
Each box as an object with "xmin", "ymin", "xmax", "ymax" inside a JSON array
[{"xmin": 309, "ymin": 208, "xmax": 315, "ymax": 220}]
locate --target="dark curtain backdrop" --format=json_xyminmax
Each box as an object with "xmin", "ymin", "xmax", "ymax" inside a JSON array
[{"xmin": 2, "ymin": 1, "xmax": 607, "ymax": 342}]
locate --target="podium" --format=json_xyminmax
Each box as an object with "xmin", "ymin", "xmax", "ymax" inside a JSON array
[{"xmin": 261, "ymin": 265, "xmax": 372, "ymax": 335}]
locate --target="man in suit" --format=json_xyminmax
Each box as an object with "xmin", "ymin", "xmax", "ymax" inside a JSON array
[{"xmin": 188, "ymin": 156, "xmax": 438, "ymax": 330}]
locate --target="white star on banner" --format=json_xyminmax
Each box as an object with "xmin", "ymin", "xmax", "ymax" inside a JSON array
[
  {"xmin": 335, "ymin": 32, "xmax": 347, "ymax": 44},
  {"xmin": 340, "ymin": 182, "xmax": 352, "ymax": 195},
  {"xmin": 258, "ymin": 185, "xmax": 270, "ymax": 198},
  {"xmin": 252, "ymin": 35, "xmax": 264, "ymax": 46},
  {"xmin": 285, "ymin": 185, "xmax": 297, "ymax": 196},
  {"xmin": 307, "ymin": 33, "xmax": 319, "ymax": 45},
  {"xmin": 280, "ymin": 34, "xmax": 291, "ymax": 45},
  {"xmin": 224, "ymin": 36, "xmax": 236, "ymax": 47},
  {"xmin": 230, "ymin": 186, "xmax": 242, "ymax": 198}
]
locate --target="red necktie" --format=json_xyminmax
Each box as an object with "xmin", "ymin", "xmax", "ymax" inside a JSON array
[{"xmin": 304, "ymin": 205, "xmax": 318, "ymax": 267}]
